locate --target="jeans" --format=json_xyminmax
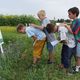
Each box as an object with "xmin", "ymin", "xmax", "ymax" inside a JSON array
[{"xmin": 61, "ymin": 45, "xmax": 76, "ymax": 68}]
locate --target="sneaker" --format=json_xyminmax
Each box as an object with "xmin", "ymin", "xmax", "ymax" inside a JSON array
[
  {"xmin": 69, "ymin": 67, "xmax": 77, "ymax": 74},
  {"xmin": 72, "ymin": 66, "xmax": 76, "ymax": 71},
  {"xmin": 71, "ymin": 66, "xmax": 80, "ymax": 73},
  {"xmin": 47, "ymin": 60, "xmax": 54, "ymax": 64},
  {"xmin": 75, "ymin": 68, "xmax": 80, "ymax": 73}
]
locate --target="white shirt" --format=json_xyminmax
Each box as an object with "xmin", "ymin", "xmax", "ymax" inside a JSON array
[
  {"xmin": 58, "ymin": 27, "xmax": 75, "ymax": 48},
  {"xmin": 58, "ymin": 26, "xmax": 68, "ymax": 41}
]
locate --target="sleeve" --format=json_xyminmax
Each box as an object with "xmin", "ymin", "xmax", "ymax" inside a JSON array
[{"xmin": 72, "ymin": 20, "xmax": 80, "ymax": 35}]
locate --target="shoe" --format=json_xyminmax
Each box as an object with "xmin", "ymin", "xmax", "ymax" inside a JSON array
[
  {"xmin": 75, "ymin": 68, "xmax": 80, "ymax": 73},
  {"xmin": 69, "ymin": 67, "xmax": 77, "ymax": 74},
  {"xmin": 72, "ymin": 66, "xmax": 76, "ymax": 71},
  {"xmin": 47, "ymin": 60, "xmax": 54, "ymax": 64},
  {"xmin": 71, "ymin": 66, "xmax": 80, "ymax": 73}
]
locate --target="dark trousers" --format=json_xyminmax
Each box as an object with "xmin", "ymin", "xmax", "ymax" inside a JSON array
[{"xmin": 61, "ymin": 45, "xmax": 76, "ymax": 68}]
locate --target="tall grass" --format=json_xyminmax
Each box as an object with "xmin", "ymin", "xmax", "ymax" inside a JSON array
[{"xmin": 0, "ymin": 26, "xmax": 80, "ymax": 80}]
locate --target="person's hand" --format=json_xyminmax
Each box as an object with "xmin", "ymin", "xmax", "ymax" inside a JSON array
[
  {"xmin": 63, "ymin": 23, "xmax": 68, "ymax": 27},
  {"xmin": 32, "ymin": 36, "xmax": 37, "ymax": 41}
]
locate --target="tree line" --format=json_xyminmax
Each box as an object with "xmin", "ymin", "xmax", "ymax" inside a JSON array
[
  {"xmin": 0, "ymin": 15, "xmax": 40, "ymax": 26},
  {"xmin": 0, "ymin": 15, "xmax": 71, "ymax": 26}
]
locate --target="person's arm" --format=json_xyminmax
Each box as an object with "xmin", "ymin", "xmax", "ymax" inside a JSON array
[
  {"xmin": 60, "ymin": 23, "xmax": 73, "ymax": 34},
  {"xmin": 30, "ymin": 23, "xmax": 44, "ymax": 30},
  {"xmin": 64, "ymin": 25, "xmax": 73, "ymax": 34}
]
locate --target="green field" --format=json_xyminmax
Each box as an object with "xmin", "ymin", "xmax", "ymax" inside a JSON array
[{"xmin": 0, "ymin": 26, "xmax": 80, "ymax": 80}]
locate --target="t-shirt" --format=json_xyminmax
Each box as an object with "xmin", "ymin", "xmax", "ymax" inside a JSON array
[
  {"xmin": 41, "ymin": 18, "xmax": 56, "ymax": 42},
  {"xmin": 41, "ymin": 17, "xmax": 50, "ymax": 27},
  {"xmin": 26, "ymin": 26, "xmax": 46, "ymax": 40},
  {"xmin": 72, "ymin": 18, "xmax": 80, "ymax": 43},
  {"xmin": 58, "ymin": 27, "xmax": 75, "ymax": 48}
]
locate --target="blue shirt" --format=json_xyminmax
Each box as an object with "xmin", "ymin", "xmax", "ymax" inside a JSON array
[
  {"xmin": 26, "ymin": 26, "xmax": 46, "ymax": 40},
  {"xmin": 41, "ymin": 17, "xmax": 50, "ymax": 27}
]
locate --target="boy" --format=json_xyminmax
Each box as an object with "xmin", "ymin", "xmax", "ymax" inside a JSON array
[
  {"xmin": 67, "ymin": 7, "xmax": 80, "ymax": 72},
  {"xmin": 17, "ymin": 24, "xmax": 46, "ymax": 65},
  {"xmin": 30, "ymin": 10, "xmax": 55, "ymax": 64},
  {"xmin": 47, "ymin": 23, "xmax": 76, "ymax": 74}
]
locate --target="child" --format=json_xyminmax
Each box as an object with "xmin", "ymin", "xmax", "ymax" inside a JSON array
[
  {"xmin": 67, "ymin": 7, "xmax": 80, "ymax": 72},
  {"xmin": 17, "ymin": 24, "xmax": 46, "ymax": 65},
  {"xmin": 30, "ymin": 10, "xmax": 55, "ymax": 64},
  {"xmin": 47, "ymin": 23, "xmax": 76, "ymax": 74}
]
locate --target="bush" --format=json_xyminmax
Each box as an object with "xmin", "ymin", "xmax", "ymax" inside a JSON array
[{"xmin": 0, "ymin": 15, "xmax": 40, "ymax": 26}]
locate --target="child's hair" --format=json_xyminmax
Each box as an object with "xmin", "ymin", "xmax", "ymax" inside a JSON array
[
  {"xmin": 37, "ymin": 10, "xmax": 46, "ymax": 17},
  {"xmin": 68, "ymin": 7, "xmax": 79, "ymax": 17},
  {"xmin": 46, "ymin": 23, "xmax": 55, "ymax": 33},
  {"xmin": 17, "ymin": 23, "xmax": 24, "ymax": 32}
]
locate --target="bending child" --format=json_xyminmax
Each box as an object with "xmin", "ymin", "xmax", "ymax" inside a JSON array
[{"xmin": 17, "ymin": 24, "xmax": 46, "ymax": 65}]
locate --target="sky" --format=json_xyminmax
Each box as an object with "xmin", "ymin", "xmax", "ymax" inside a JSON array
[{"xmin": 0, "ymin": 0, "xmax": 80, "ymax": 19}]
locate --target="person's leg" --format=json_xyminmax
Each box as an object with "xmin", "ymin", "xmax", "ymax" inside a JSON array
[
  {"xmin": 59, "ymin": 45, "xmax": 65, "ymax": 68},
  {"xmin": 70, "ymin": 47, "xmax": 76, "ymax": 70},
  {"xmin": 43, "ymin": 28, "xmax": 56, "ymax": 63},
  {"xmin": 61, "ymin": 45, "xmax": 72, "ymax": 73},
  {"xmin": 47, "ymin": 42, "xmax": 55, "ymax": 64},
  {"xmin": 33, "ymin": 40, "xmax": 45, "ymax": 64},
  {"xmin": 75, "ymin": 42, "xmax": 80, "ymax": 72},
  {"xmin": 72, "ymin": 47, "xmax": 77, "ymax": 63},
  {"xmin": 66, "ymin": 47, "xmax": 76, "ymax": 74},
  {"xmin": 48, "ymin": 51, "xmax": 55, "ymax": 63},
  {"xmin": 61, "ymin": 49, "xmax": 68, "ymax": 73},
  {"xmin": 33, "ymin": 57, "xmax": 37, "ymax": 64},
  {"xmin": 60, "ymin": 45, "xmax": 75, "ymax": 74},
  {"xmin": 33, "ymin": 42, "xmax": 38, "ymax": 64}
]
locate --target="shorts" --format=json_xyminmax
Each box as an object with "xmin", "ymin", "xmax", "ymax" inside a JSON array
[
  {"xmin": 47, "ymin": 42, "xmax": 54, "ymax": 53},
  {"xmin": 43, "ymin": 28, "xmax": 55, "ymax": 53},
  {"xmin": 76, "ymin": 42, "xmax": 80, "ymax": 57},
  {"xmin": 33, "ymin": 39, "xmax": 46, "ymax": 58}
]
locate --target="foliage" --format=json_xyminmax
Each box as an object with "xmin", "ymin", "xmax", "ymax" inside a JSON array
[
  {"xmin": 56, "ymin": 19, "xmax": 71, "ymax": 23},
  {"xmin": 0, "ymin": 15, "xmax": 40, "ymax": 26}
]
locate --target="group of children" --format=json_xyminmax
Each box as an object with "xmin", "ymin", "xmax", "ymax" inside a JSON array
[{"xmin": 17, "ymin": 7, "xmax": 80, "ymax": 74}]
